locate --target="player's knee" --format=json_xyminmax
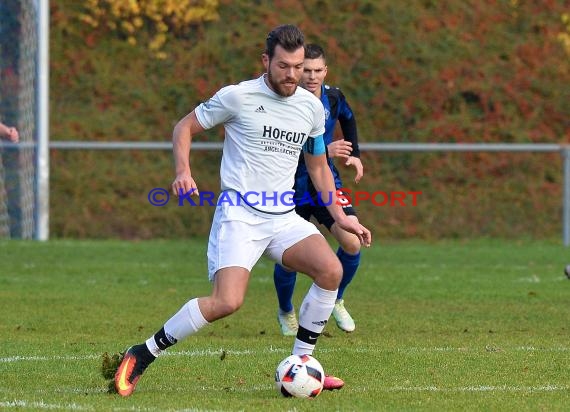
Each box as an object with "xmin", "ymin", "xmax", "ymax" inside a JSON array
[
  {"xmin": 214, "ymin": 298, "xmax": 243, "ymax": 318},
  {"xmin": 340, "ymin": 237, "xmax": 361, "ymax": 255},
  {"xmin": 315, "ymin": 258, "xmax": 342, "ymax": 290}
]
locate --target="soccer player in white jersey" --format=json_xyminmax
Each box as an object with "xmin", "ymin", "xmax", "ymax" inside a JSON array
[{"xmin": 111, "ymin": 24, "xmax": 371, "ymax": 397}]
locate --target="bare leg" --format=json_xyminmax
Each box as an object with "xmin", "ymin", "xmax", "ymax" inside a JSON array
[
  {"xmin": 198, "ymin": 266, "xmax": 251, "ymax": 321},
  {"xmin": 282, "ymin": 234, "xmax": 342, "ymax": 355},
  {"xmin": 282, "ymin": 234, "xmax": 342, "ymax": 289}
]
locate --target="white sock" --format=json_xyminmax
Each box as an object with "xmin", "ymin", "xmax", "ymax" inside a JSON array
[
  {"xmin": 292, "ymin": 283, "xmax": 337, "ymax": 356},
  {"xmin": 166, "ymin": 298, "xmax": 209, "ymax": 340},
  {"xmin": 145, "ymin": 298, "xmax": 208, "ymax": 357},
  {"xmin": 146, "ymin": 298, "xmax": 209, "ymax": 357},
  {"xmin": 145, "ymin": 337, "xmax": 161, "ymax": 357}
]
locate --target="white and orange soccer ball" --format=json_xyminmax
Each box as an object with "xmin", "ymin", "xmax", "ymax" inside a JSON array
[{"xmin": 274, "ymin": 354, "xmax": 325, "ymax": 398}]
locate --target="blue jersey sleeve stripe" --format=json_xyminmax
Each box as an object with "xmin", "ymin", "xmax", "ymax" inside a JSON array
[{"xmin": 303, "ymin": 135, "xmax": 325, "ymax": 155}]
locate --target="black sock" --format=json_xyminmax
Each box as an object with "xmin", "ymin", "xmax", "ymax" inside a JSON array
[
  {"xmin": 153, "ymin": 327, "xmax": 178, "ymax": 351},
  {"xmin": 131, "ymin": 343, "xmax": 156, "ymax": 365}
]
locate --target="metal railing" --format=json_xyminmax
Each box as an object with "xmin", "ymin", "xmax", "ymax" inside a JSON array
[{"xmin": 2, "ymin": 141, "xmax": 569, "ymax": 245}]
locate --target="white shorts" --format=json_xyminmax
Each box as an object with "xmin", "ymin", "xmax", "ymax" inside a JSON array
[{"xmin": 207, "ymin": 194, "xmax": 321, "ymax": 281}]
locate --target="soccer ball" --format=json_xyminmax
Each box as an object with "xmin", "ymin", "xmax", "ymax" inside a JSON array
[{"xmin": 275, "ymin": 354, "xmax": 325, "ymax": 398}]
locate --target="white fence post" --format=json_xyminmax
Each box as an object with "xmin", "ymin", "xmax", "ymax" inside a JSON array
[{"xmin": 35, "ymin": 0, "xmax": 49, "ymax": 241}]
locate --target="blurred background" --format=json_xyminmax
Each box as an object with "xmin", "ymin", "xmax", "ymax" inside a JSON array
[{"xmin": 1, "ymin": 0, "xmax": 569, "ymax": 240}]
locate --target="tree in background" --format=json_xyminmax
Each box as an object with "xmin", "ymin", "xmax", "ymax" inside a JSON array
[{"xmin": 78, "ymin": 0, "xmax": 219, "ymax": 58}]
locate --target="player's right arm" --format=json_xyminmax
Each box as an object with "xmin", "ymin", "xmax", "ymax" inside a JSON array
[
  {"xmin": 171, "ymin": 85, "xmax": 238, "ymax": 197},
  {"xmin": 171, "ymin": 110, "xmax": 206, "ymax": 196}
]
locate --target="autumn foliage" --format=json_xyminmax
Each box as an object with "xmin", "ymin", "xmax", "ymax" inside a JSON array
[{"xmin": 77, "ymin": 0, "xmax": 219, "ymax": 57}]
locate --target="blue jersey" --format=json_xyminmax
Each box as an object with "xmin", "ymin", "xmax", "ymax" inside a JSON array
[{"xmin": 294, "ymin": 84, "xmax": 360, "ymax": 204}]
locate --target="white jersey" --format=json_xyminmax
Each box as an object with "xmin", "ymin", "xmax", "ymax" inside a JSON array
[{"xmin": 194, "ymin": 74, "xmax": 325, "ymax": 214}]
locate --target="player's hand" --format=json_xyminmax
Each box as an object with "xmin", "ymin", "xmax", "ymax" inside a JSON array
[
  {"xmin": 336, "ymin": 215, "xmax": 372, "ymax": 247},
  {"xmin": 345, "ymin": 156, "xmax": 363, "ymax": 184},
  {"xmin": 2, "ymin": 127, "xmax": 19, "ymax": 143},
  {"xmin": 171, "ymin": 173, "xmax": 199, "ymax": 197},
  {"xmin": 7, "ymin": 127, "xmax": 19, "ymax": 143},
  {"xmin": 327, "ymin": 140, "xmax": 352, "ymax": 158}
]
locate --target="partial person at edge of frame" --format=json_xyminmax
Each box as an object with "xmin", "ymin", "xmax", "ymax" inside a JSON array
[{"xmin": 0, "ymin": 121, "xmax": 19, "ymax": 143}]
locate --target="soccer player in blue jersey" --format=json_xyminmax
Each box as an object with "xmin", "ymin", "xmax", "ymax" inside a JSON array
[
  {"xmin": 274, "ymin": 44, "xmax": 364, "ymax": 345},
  {"xmin": 110, "ymin": 25, "xmax": 371, "ymax": 397}
]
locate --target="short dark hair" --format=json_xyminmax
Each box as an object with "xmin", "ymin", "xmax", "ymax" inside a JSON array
[
  {"xmin": 265, "ymin": 24, "xmax": 305, "ymax": 59},
  {"xmin": 304, "ymin": 43, "xmax": 326, "ymax": 61}
]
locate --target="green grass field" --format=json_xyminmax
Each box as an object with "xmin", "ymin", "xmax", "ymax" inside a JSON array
[{"xmin": 1, "ymin": 238, "xmax": 569, "ymax": 411}]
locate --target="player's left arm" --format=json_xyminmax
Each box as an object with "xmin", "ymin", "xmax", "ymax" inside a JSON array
[
  {"xmin": 304, "ymin": 136, "xmax": 371, "ymax": 247},
  {"xmin": 337, "ymin": 96, "xmax": 364, "ymax": 183}
]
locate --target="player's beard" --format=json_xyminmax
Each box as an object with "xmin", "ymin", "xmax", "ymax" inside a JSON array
[{"xmin": 267, "ymin": 68, "xmax": 298, "ymax": 97}]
